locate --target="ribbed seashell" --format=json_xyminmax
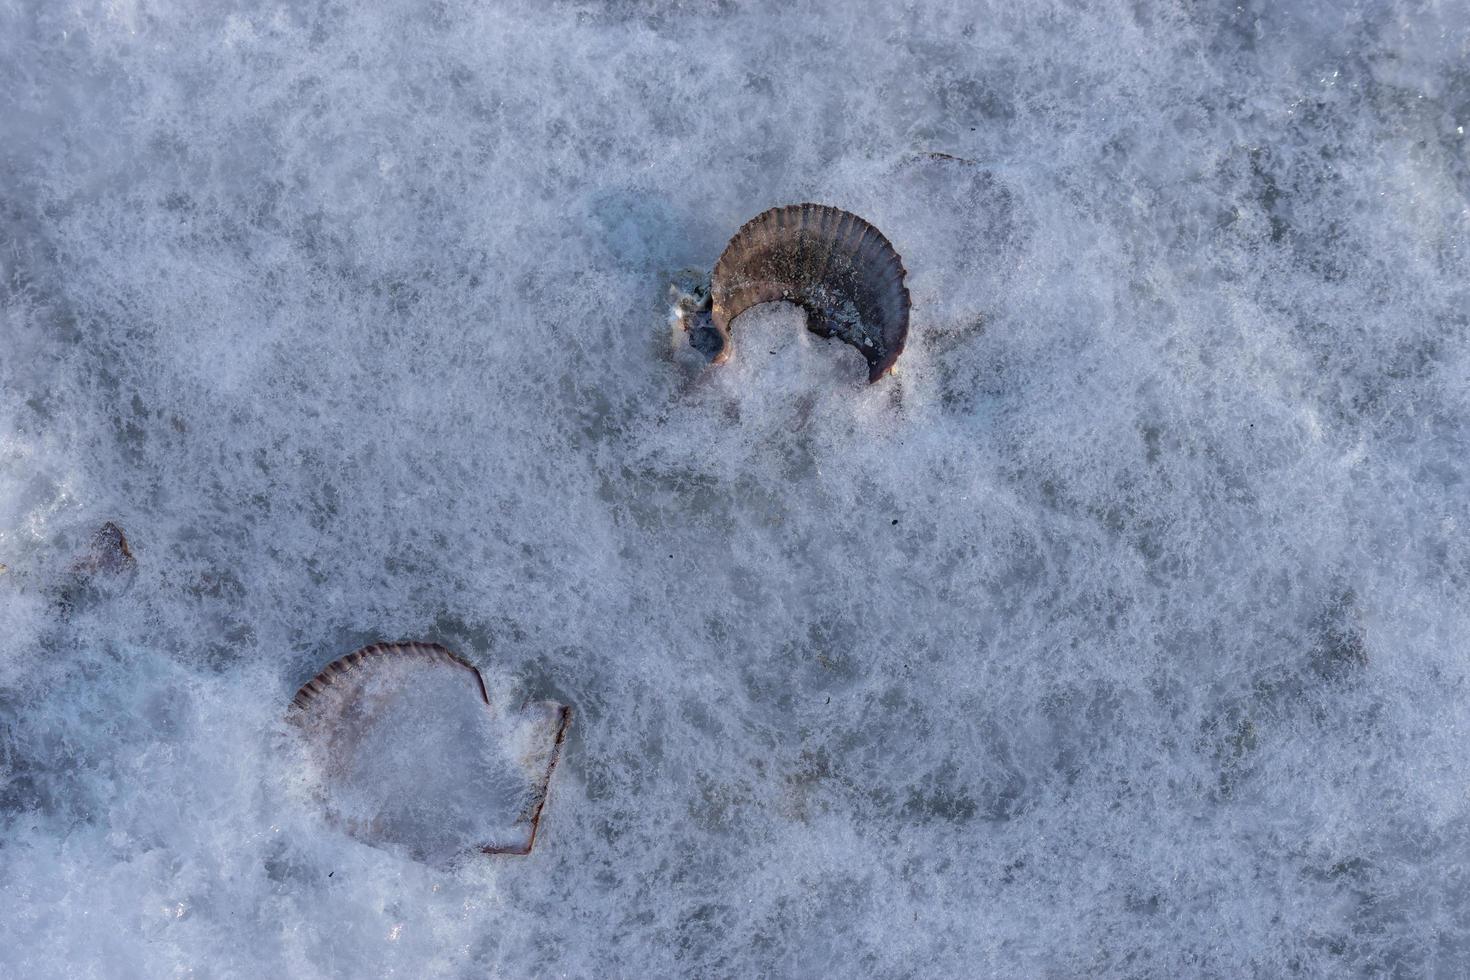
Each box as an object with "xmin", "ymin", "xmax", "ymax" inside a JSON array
[
  {"xmin": 289, "ymin": 642, "xmax": 570, "ymax": 859},
  {"xmin": 709, "ymin": 203, "xmax": 910, "ymax": 383}
]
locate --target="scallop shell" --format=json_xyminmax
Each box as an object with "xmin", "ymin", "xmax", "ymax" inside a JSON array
[
  {"xmin": 289, "ymin": 642, "xmax": 570, "ymax": 858},
  {"xmin": 710, "ymin": 204, "xmax": 910, "ymax": 383}
]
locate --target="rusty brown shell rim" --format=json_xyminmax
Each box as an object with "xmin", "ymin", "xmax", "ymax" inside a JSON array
[
  {"xmin": 481, "ymin": 702, "xmax": 573, "ymax": 856},
  {"xmin": 710, "ymin": 203, "xmax": 911, "ymax": 383},
  {"xmin": 289, "ymin": 641, "xmax": 489, "ymax": 713}
]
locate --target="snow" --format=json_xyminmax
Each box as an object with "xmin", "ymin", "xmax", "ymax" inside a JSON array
[{"xmin": 2, "ymin": 0, "xmax": 1469, "ymax": 975}]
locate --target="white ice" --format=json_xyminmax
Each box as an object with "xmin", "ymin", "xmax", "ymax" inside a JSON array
[{"xmin": 2, "ymin": 0, "xmax": 1469, "ymax": 976}]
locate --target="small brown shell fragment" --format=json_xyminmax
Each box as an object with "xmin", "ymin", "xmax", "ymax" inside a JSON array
[
  {"xmin": 710, "ymin": 204, "xmax": 911, "ymax": 382},
  {"xmin": 289, "ymin": 642, "xmax": 571, "ymax": 859},
  {"xmin": 54, "ymin": 521, "xmax": 137, "ymax": 611},
  {"xmin": 70, "ymin": 522, "xmax": 135, "ymax": 578}
]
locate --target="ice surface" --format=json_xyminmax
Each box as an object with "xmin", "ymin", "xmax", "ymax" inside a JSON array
[{"xmin": 2, "ymin": 0, "xmax": 1469, "ymax": 976}]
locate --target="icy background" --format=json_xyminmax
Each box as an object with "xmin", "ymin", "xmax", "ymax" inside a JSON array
[{"xmin": 2, "ymin": 0, "xmax": 1469, "ymax": 975}]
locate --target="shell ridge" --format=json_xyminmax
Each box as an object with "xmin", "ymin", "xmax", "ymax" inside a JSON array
[{"xmin": 289, "ymin": 641, "xmax": 491, "ymax": 713}]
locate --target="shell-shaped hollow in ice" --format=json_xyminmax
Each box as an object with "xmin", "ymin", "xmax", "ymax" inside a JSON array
[
  {"xmin": 708, "ymin": 203, "xmax": 910, "ymax": 383},
  {"xmin": 289, "ymin": 642, "xmax": 570, "ymax": 860}
]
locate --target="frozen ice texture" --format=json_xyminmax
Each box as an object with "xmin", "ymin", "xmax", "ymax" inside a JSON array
[{"xmin": 2, "ymin": 0, "xmax": 1469, "ymax": 976}]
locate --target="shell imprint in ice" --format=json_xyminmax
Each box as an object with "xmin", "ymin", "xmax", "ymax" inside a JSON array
[
  {"xmin": 289, "ymin": 642, "xmax": 571, "ymax": 859},
  {"xmin": 675, "ymin": 204, "xmax": 910, "ymax": 383}
]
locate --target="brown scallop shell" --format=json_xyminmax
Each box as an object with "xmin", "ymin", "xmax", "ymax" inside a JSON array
[
  {"xmin": 289, "ymin": 641, "xmax": 571, "ymax": 857},
  {"xmin": 710, "ymin": 203, "xmax": 910, "ymax": 383}
]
